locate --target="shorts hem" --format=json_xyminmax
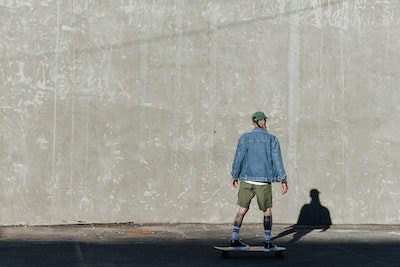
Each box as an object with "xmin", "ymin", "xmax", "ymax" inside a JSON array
[{"xmin": 259, "ymin": 205, "xmax": 273, "ymax": 212}]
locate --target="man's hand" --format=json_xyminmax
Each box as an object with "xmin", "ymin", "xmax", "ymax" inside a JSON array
[
  {"xmin": 231, "ymin": 179, "xmax": 238, "ymax": 188},
  {"xmin": 281, "ymin": 182, "xmax": 288, "ymax": 194}
]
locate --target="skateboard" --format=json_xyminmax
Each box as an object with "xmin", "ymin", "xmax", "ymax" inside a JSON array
[{"xmin": 213, "ymin": 245, "xmax": 286, "ymax": 258}]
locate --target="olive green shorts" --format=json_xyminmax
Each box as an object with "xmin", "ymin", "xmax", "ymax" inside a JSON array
[{"xmin": 237, "ymin": 182, "xmax": 272, "ymax": 211}]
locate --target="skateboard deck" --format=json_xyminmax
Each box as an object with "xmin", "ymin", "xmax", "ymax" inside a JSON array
[{"xmin": 213, "ymin": 246, "xmax": 286, "ymax": 258}]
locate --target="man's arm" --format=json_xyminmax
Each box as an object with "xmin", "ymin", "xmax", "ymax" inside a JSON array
[
  {"xmin": 271, "ymin": 136, "xmax": 288, "ymax": 194},
  {"xmin": 231, "ymin": 135, "xmax": 246, "ymax": 186}
]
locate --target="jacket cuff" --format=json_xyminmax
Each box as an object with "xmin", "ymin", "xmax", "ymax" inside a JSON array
[{"xmin": 231, "ymin": 171, "xmax": 239, "ymax": 179}]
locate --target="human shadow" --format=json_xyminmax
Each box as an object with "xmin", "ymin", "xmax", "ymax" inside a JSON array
[{"xmin": 273, "ymin": 189, "xmax": 332, "ymax": 244}]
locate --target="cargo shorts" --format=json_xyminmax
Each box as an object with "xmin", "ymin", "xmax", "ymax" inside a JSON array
[{"xmin": 237, "ymin": 181, "xmax": 272, "ymax": 211}]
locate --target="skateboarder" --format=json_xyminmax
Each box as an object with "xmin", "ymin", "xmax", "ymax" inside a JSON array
[{"xmin": 229, "ymin": 111, "xmax": 288, "ymax": 252}]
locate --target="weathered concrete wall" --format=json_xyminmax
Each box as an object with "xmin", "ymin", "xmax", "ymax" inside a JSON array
[{"xmin": 1, "ymin": 0, "xmax": 400, "ymax": 225}]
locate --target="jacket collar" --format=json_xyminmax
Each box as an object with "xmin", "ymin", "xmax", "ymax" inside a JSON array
[{"xmin": 253, "ymin": 127, "xmax": 268, "ymax": 132}]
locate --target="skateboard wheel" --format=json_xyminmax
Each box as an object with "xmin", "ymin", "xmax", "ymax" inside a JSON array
[
  {"xmin": 275, "ymin": 251, "xmax": 284, "ymax": 259},
  {"xmin": 222, "ymin": 251, "xmax": 230, "ymax": 258}
]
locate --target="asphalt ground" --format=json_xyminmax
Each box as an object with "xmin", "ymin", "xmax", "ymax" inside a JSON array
[{"xmin": 0, "ymin": 223, "xmax": 399, "ymax": 266}]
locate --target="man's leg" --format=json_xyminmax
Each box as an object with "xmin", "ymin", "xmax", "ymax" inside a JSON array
[
  {"xmin": 253, "ymin": 183, "xmax": 273, "ymax": 243},
  {"xmin": 232, "ymin": 207, "xmax": 248, "ymax": 240},
  {"xmin": 264, "ymin": 208, "xmax": 272, "ymax": 242},
  {"xmin": 233, "ymin": 182, "xmax": 254, "ymax": 241}
]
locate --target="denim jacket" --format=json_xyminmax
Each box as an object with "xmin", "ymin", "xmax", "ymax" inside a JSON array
[{"xmin": 231, "ymin": 127, "xmax": 287, "ymax": 183}]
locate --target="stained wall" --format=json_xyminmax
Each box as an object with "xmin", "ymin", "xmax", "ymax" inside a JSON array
[{"xmin": 1, "ymin": 0, "xmax": 399, "ymax": 225}]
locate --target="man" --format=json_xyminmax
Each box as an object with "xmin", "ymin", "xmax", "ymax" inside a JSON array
[{"xmin": 230, "ymin": 111, "xmax": 288, "ymax": 251}]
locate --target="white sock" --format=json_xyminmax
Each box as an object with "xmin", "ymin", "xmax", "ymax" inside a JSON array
[
  {"xmin": 264, "ymin": 230, "xmax": 271, "ymax": 242},
  {"xmin": 232, "ymin": 225, "xmax": 240, "ymax": 240}
]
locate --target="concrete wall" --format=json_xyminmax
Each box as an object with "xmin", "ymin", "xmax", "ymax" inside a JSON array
[{"xmin": 1, "ymin": 0, "xmax": 400, "ymax": 225}]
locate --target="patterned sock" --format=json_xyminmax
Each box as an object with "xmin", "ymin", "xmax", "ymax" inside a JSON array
[
  {"xmin": 264, "ymin": 216, "xmax": 272, "ymax": 242},
  {"xmin": 232, "ymin": 225, "xmax": 240, "ymax": 240}
]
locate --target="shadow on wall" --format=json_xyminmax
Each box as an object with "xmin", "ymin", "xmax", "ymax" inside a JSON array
[{"xmin": 273, "ymin": 188, "xmax": 332, "ymax": 244}]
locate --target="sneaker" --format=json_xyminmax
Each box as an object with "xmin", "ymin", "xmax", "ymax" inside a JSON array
[
  {"xmin": 264, "ymin": 241, "xmax": 278, "ymax": 252},
  {"xmin": 229, "ymin": 239, "xmax": 249, "ymax": 250}
]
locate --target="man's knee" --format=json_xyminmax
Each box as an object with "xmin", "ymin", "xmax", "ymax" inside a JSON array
[
  {"xmin": 238, "ymin": 207, "xmax": 249, "ymax": 216},
  {"xmin": 264, "ymin": 208, "xmax": 272, "ymax": 216}
]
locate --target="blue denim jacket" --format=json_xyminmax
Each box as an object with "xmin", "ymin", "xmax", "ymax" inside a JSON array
[{"xmin": 231, "ymin": 127, "xmax": 287, "ymax": 183}]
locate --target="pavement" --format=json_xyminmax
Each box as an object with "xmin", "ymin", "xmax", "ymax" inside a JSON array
[{"xmin": 0, "ymin": 223, "xmax": 399, "ymax": 266}]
